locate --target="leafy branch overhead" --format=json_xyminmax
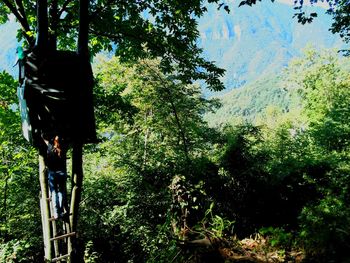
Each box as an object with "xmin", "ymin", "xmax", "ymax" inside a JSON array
[{"xmin": 0, "ymin": 0, "xmax": 230, "ymax": 91}]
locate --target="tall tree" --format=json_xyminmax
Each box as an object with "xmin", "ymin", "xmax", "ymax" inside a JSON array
[
  {"xmin": 83, "ymin": 56, "xmax": 221, "ymax": 260},
  {"xmin": 282, "ymin": 49, "xmax": 350, "ymax": 261},
  {"xmin": 0, "ymin": 0, "xmax": 227, "ymax": 91}
]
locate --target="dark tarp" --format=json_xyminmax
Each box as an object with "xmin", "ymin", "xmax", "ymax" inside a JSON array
[{"xmin": 17, "ymin": 50, "xmax": 97, "ymax": 147}]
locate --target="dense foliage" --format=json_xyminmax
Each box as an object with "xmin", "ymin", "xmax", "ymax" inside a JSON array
[
  {"xmin": 0, "ymin": 0, "xmax": 349, "ymax": 261},
  {"xmin": 0, "ymin": 48, "xmax": 349, "ymax": 262},
  {"xmin": 0, "ymin": 71, "xmax": 41, "ymax": 261}
]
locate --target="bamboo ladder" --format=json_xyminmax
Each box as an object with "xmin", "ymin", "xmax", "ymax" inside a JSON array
[{"xmin": 39, "ymin": 155, "xmax": 76, "ymax": 262}]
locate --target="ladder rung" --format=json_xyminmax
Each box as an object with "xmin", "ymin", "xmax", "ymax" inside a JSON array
[
  {"xmin": 48, "ymin": 213, "xmax": 72, "ymax": 221},
  {"xmin": 50, "ymin": 232, "xmax": 76, "ymax": 241},
  {"xmin": 52, "ymin": 253, "xmax": 70, "ymax": 262}
]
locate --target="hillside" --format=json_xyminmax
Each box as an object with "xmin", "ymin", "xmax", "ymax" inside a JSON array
[
  {"xmin": 206, "ymin": 47, "xmax": 350, "ymax": 128},
  {"xmin": 198, "ymin": 0, "xmax": 343, "ymax": 94},
  {"xmin": 205, "ymin": 73, "xmax": 292, "ymax": 126}
]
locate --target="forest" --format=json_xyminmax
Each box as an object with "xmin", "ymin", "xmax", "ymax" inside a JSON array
[{"xmin": 1, "ymin": 0, "xmax": 350, "ymax": 262}]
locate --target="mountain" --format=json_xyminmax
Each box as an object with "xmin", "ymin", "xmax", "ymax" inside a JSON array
[
  {"xmin": 205, "ymin": 73, "xmax": 292, "ymax": 127},
  {"xmin": 0, "ymin": 2, "xmax": 343, "ymax": 89},
  {"xmin": 198, "ymin": 0, "xmax": 343, "ymax": 94}
]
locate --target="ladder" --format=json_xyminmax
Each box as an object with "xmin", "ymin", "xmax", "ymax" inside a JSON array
[
  {"xmin": 40, "ymin": 194, "xmax": 76, "ymax": 262},
  {"xmin": 39, "ymin": 146, "xmax": 84, "ymax": 263}
]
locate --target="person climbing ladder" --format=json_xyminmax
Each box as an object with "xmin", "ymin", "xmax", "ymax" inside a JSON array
[{"xmin": 43, "ymin": 134, "xmax": 69, "ymax": 220}]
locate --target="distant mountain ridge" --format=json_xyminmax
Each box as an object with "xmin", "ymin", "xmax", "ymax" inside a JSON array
[
  {"xmin": 0, "ymin": 2, "xmax": 343, "ymax": 86},
  {"xmin": 198, "ymin": 0, "xmax": 343, "ymax": 93}
]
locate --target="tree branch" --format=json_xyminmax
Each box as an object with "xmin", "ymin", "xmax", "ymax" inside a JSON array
[
  {"xmin": 140, "ymin": 60, "xmax": 191, "ymax": 163},
  {"xmin": 2, "ymin": 0, "xmax": 34, "ymax": 46},
  {"xmin": 49, "ymin": 0, "xmax": 58, "ymax": 50},
  {"xmin": 57, "ymin": 0, "xmax": 73, "ymax": 20},
  {"xmin": 14, "ymin": 0, "xmax": 30, "ymax": 29},
  {"xmin": 78, "ymin": 0, "xmax": 89, "ymax": 56},
  {"xmin": 89, "ymin": 0, "xmax": 115, "ymax": 22}
]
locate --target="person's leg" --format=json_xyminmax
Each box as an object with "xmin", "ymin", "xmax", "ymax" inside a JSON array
[
  {"xmin": 61, "ymin": 173, "xmax": 68, "ymax": 214},
  {"xmin": 48, "ymin": 171, "xmax": 59, "ymax": 219},
  {"xmin": 56, "ymin": 171, "xmax": 68, "ymax": 217}
]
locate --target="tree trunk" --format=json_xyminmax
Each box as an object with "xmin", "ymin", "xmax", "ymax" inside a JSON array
[
  {"xmin": 69, "ymin": 143, "xmax": 84, "ymax": 262},
  {"xmin": 36, "ymin": 0, "xmax": 48, "ymax": 53},
  {"xmin": 142, "ymin": 110, "xmax": 152, "ymax": 168},
  {"xmin": 67, "ymin": 0, "xmax": 90, "ymax": 260},
  {"xmin": 1, "ymin": 169, "xmax": 9, "ymax": 240},
  {"xmin": 48, "ymin": 0, "xmax": 58, "ymax": 51},
  {"xmin": 38, "ymin": 153, "xmax": 52, "ymax": 261},
  {"xmin": 62, "ymin": 0, "xmax": 90, "ymax": 260},
  {"xmin": 78, "ymin": 0, "xmax": 89, "ymax": 57}
]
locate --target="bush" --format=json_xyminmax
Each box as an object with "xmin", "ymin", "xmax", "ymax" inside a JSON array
[{"xmin": 0, "ymin": 238, "xmax": 42, "ymax": 263}]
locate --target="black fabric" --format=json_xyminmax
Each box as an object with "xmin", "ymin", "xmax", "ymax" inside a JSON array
[{"xmin": 17, "ymin": 49, "xmax": 97, "ymax": 147}]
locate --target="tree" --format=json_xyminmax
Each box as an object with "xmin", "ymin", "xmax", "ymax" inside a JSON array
[
  {"xmin": 330, "ymin": 0, "xmax": 350, "ymax": 46},
  {"xmin": 0, "ymin": 71, "xmax": 42, "ymax": 261},
  {"xmin": 283, "ymin": 49, "xmax": 350, "ymax": 261},
  {"xmin": 0, "ymin": 0, "xmax": 227, "ymax": 91},
  {"xmin": 284, "ymin": 48, "xmax": 350, "ymax": 151},
  {"xmin": 77, "ymin": 56, "xmax": 220, "ymax": 261}
]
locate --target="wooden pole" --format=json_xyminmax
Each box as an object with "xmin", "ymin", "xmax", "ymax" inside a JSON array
[
  {"xmin": 36, "ymin": 0, "xmax": 48, "ymax": 53},
  {"xmin": 39, "ymin": 153, "xmax": 51, "ymax": 261},
  {"xmin": 78, "ymin": 0, "xmax": 89, "ymax": 57},
  {"xmin": 68, "ymin": 1, "xmax": 90, "ymax": 261},
  {"xmin": 69, "ymin": 144, "xmax": 83, "ymax": 262}
]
